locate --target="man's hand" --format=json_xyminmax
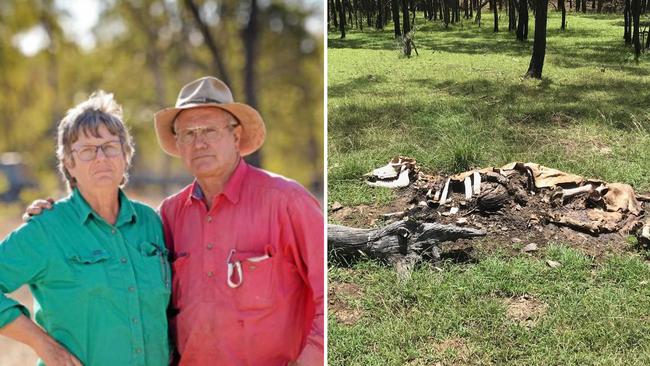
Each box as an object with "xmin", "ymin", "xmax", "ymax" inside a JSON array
[
  {"xmin": 22, "ymin": 198, "xmax": 55, "ymax": 222},
  {"xmin": 35, "ymin": 337, "xmax": 83, "ymax": 366}
]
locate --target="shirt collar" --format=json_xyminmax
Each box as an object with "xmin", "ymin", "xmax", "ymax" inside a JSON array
[
  {"xmin": 186, "ymin": 158, "xmax": 248, "ymax": 207},
  {"xmin": 72, "ymin": 188, "xmax": 137, "ymax": 226}
]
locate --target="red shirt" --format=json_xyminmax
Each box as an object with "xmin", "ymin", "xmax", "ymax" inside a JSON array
[{"xmin": 160, "ymin": 160, "xmax": 324, "ymax": 366}]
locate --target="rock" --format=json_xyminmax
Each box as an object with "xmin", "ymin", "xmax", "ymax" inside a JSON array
[
  {"xmin": 522, "ymin": 243, "xmax": 538, "ymax": 252},
  {"xmin": 456, "ymin": 218, "xmax": 468, "ymax": 225},
  {"xmin": 511, "ymin": 237, "xmax": 523, "ymax": 243},
  {"xmin": 546, "ymin": 260, "xmax": 561, "ymax": 268},
  {"xmin": 331, "ymin": 202, "xmax": 343, "ymax": 212}
]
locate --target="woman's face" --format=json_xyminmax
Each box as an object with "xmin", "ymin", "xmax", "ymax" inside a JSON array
[{"xmin": 65, "ymin": 124, "xmax": 126, "ymax": 191}]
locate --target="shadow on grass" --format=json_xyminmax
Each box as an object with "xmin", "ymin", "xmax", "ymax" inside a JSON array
[
  {"xmin": 330, "ymin": 74, "xmax": 649, "ymax": 133},
  {"xmin": 328, "ymin": 14, "xmax": 649, "ymax": 75}
]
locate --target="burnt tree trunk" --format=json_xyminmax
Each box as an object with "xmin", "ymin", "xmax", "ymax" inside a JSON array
[
  {"xmin": 525, "ymin": 0, "xmax": 549, "ymax": 79},
  {"xmin": 328, "ymin": 220, "xmax": 485, "ymax": 278}
]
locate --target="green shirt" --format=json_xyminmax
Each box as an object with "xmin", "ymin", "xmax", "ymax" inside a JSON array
[{"xmin": 0, "ymin": 188, "xmax": 170, "ymax": 366}]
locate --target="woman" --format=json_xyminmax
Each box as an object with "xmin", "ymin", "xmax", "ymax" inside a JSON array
[{"xmin": 0, "ymin": 91, "xmax": 170, "ymax": 365}]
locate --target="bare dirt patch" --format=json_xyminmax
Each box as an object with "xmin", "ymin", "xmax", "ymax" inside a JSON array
[
  {"xmin": 503, "ymin": 295, "xmax": 548, "ymax": 327},
  {"xmin": 328, "ymin": 282, "xmax": 365, "ymax": 325}
]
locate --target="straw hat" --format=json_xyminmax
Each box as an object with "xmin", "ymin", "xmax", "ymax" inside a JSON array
[{"xmin": 154, "ymin": 76, "xmax": 265, "ymax": 157}]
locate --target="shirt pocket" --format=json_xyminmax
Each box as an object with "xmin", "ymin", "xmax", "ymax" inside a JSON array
[
  {"xmin": 137, "ymin": 241, "xmax": 171, "ymax": 294},
  {"xmin": 67, "ymin": 249, "xmax": 111, "ymax": 295},
  {"xmin": 231, "ymin": 245, "xmax": 277, "ymax": 310}
]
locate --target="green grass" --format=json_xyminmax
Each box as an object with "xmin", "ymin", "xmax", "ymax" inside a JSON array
[
  {"xmin": 328, "ymin": 11, "xmax": 650, "ymax": 207},
  {"xmin": 329, "ymin": 246, "xmax": 650, "ymax": 365},
  {"xmin": 328, "ymin": 11, "xmax": 650, "ymax": 365}
]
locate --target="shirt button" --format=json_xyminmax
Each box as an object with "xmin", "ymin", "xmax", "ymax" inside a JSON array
[
  {"xmin": 120, "ymin": 257, "xmax": 127, "ymax": 263},
  {"xmin": 111, "ymin": 229, "xmax": 116, "ymax": 234},
  {"xmin": 132, "ymin": 317, "xmax": 139, "ymax": 324},
  {"xmin": 206, "ymin": 215, "xmax": 212, "ymax": 222},
  {"xmin": 206, "ymin": 243, "xmax": 214, "ymax": 250},
  {"xmin": 128, "ymin": 286, "xmax": 135, "ymax": 292},
  {"xmin": 135, "ymin": 348, "xmax": 142, "ymax": 354},
  {"xmin": 249, "ymin": 265, "xmax": 256, "ymax": 270},
  {"xmin": 207, "ymin": 271, "xmax": 214, "ymax": 277}
]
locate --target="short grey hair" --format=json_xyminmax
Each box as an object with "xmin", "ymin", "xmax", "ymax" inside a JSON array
[{"xmin": 56, "ymin": 91, "xmax": 135, "ymax": 190}]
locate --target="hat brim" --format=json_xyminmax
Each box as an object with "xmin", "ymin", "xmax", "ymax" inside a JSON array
[{"xmin": 154, "ymin": 102, "xmax": 266, "ymax": 157}]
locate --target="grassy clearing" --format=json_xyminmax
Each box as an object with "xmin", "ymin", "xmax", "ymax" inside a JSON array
[
  {"xmin": 328, "ymin": 10, "xmax": 650, "ymax": 365},
  {"xmin": 328, "ymin": 11, "xmax": 650, "ymax": 207},
  {"xmin": 329, "ymin": 245, "xmax": 650, "ymax": 365}
]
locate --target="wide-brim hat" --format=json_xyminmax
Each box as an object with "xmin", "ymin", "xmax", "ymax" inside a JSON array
[{"xmin": 154, "ymin": 76, "xmax": 266, "ymax": 157}]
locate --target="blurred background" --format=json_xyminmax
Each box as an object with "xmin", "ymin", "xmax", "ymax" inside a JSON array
[{"xmin": 0, "ymin": 0, "xmax": 323, "ymax": 363}]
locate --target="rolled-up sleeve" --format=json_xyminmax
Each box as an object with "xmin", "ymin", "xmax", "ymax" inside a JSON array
[
  {"xmin": 285, "ymin": 190, "xmax": 325, "ymax": 365},
  {"xmin": 0, "ymin": 221, "xmax": 49, "ymax": 328}
]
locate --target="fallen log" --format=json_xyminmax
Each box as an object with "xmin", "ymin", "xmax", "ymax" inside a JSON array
[{"xmin": 328, "ymin": 219, "xmax": 486, "ymax": 279}]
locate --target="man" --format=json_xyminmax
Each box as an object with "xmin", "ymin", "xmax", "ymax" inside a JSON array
[
  {"xmin": 26, "ymin": 76, "xmax": 324, "ymax": 365},
  {"xmin": 156, "ymin": 76, "xmax": 324, "ymax": 365}
]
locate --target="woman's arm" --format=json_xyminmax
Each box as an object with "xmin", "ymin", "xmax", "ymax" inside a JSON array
[
  {"xmin": 0, "ymin": 314, "xmax": 82, "ymax": 366},
  {"xmin": 0, "ymin": 219, "xmax": 80, "ymax": 365}
]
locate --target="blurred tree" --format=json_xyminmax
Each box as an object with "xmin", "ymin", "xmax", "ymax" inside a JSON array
[{"xmin": 0, "ymin": 0, "xmax": 323, "ymax": 200}]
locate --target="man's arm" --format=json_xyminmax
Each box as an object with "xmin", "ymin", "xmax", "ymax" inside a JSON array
[{"xmin": 285, "ymin": 189, "xmax": 325, "ymax": 366}]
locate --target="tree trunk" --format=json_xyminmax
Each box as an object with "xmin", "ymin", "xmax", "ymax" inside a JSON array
[
  {"xmin": 508, "ymin": 0, "xmax": 517, "ymax": 30},
  {"xmin": 525, "ymin": 0, "xmax": 549, "ymax": 79},
  {"xmin": 632, "ymin": 0, "xmax": 641, "ymax": 60},
  {"xmin": 184, "ymin": 0, "xmax": 233, "ymax": 88},
  {"xmin": 492, "ymin": 0, "xmax": 499, "ymax": 31},
  {"xmin": 328, "ymin": 220, "xmax": 485, "ymax": 279},
  {"xmin": 330, "ymin": 0, "xmax": 338, "ymax": 29},
  {"xmin": 401, "ymin": 0, "xmax": 411, "ymax": 34},
  {"xmin": 376, "ymin": 0, "xmax": 384, "ymax": 28},
  {"xmin": 242, "ymin": 0, "xmax": 261, "ymax": 168},
  {"xmin": 560, "ymin": 0, "xmax": 566, "ymax": 29},
  {"xmin": 517, "ymin": 0, "xmax": 529, "ymax": 40},
  {"xmin": 392, "ymin": 0, "xmax": 402, "ymax": 36},
  {"xmin": 624, "ymin": 0, "xmax": 631, "ymax": 43},
  {"xmin": 336, "ymin": 0, "xmax": 346, "ymax": 37},
  {"xmin": 444, "ymin": 0, "xmax": 450, "ymax": 26},
  {"xmin": 433, "ymin": 0, "xmax": 439, "ymax": 20}
]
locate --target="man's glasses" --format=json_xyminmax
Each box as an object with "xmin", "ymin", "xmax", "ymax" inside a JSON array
[
  {"xmin": 175, "ymin": 125, "xmax": 237, "ymax": 146},
  {"xmin": 72, "ymin": 141, "xmax": 123, "ymax": 161}
]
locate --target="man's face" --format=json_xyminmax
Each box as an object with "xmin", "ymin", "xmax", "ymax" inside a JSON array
[
  {"xmin": 174, "ymin": 107, "xmax": 242, "ymax": 180},
  {"xmin": 66, "ymin": 124, "xmax": 126, "ymax": 190}
]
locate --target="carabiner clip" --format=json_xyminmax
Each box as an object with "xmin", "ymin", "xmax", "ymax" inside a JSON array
[{"xmin": 227, "ymin": 249, "xmax": 243, "ymax": 288}]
